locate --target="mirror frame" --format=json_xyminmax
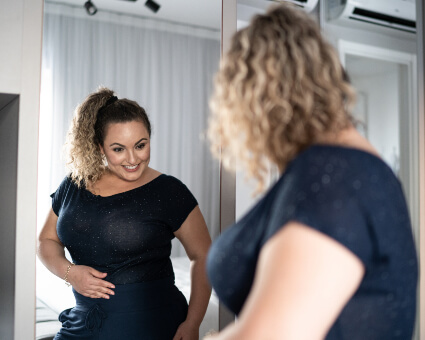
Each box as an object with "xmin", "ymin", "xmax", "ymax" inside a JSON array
[
  {"xmin": 218, "ymin": 0, "xmax": 237, "ymax": 330},
  {"xmin": 416, "ymin": 0, "xmax": 425, "ymax": 339}
]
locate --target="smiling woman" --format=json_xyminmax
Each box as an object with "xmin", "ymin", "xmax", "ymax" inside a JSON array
[
  {"xmin": 37, "ymin": 87, "xmax": 213, "ymax": 339},
  {"xmin": 99, "ymin": 120, "xmax": 152, "ymax": 185},
  {"xmin": 65, "ymin": 88, "xmax": 156, "ymax": 192}
]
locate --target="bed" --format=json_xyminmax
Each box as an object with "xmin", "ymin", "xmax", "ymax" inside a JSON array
[{"xmin": 36, "ymin": 256, "xmax": 219, "ymax": 339}]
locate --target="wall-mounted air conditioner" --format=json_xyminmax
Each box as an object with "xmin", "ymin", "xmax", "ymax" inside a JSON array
[
  {"xmin": 328, "ymin": 0, "xmax": 416, "ymax": 33},
  {"xmin": 270, "ymin": 0, "xmax": 319, "ymax": 13}
]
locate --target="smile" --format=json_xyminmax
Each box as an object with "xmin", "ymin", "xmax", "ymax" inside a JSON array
[{"xmin": 123, "ymin": 164, "xmax": 140, "ymax": 171}]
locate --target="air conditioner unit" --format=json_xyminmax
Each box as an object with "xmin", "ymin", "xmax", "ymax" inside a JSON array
[
  {"xmin": 328, "ymin": 0, "xmax": 416, "ymax": 33},
  {"xmin": 270, "ymin": 0, "xmax": 319, "ymax": 13}
]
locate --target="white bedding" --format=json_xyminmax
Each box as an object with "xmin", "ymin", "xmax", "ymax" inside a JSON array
[
  {"xmin": 36, "ymin": 256, "xmax": 218, "ymax": 338},
  {"xmin": 172, "ymin": 256, "xmax": 219, "ymax": 337}
]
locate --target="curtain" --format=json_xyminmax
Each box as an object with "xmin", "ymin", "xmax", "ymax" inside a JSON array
[{"xmin": 38, "ymin": 3, "xmax": 221, "ymax": 256}]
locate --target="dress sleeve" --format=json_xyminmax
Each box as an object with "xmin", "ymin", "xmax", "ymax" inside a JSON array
[
  {"xmin": 264, "ymin": 163, "xmax": 373, "ymax": 266},
  {"xmin": 50, "ymin": 176, "xmax": 72, "ymax": 216},
  {"xmin": 163, "ymin": 176, "xmax": 198, "ymax": 232}
]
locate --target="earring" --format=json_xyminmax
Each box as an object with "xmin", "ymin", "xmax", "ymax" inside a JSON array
[{"xmin": 102, "ymin": 154, "xmax": 108, "ymax": 167}]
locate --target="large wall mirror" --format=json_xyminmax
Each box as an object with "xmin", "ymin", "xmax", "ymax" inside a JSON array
[{"xmin": 36, "ymin": 0, "xmax": 221, "ymax": 338}]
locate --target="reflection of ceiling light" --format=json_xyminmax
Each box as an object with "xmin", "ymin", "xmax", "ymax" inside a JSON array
[
  {"xmin": 84, "ymin": 0, "xmax": 98, "ymax": 16},
  {"xmin": 145, "ymin": 0, "xmax": 160, "ymax": 13}
]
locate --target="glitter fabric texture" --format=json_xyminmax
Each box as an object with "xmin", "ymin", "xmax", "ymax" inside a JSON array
[
  {"xmin": 52, "ymin": 174, "xmax": 197, "ymax": 285},
  {"xmin": 207, "ymin": 145, "xmax": 418, "ymax": 340}
]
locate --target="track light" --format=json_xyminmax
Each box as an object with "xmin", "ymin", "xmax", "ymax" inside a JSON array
[
  {"xmin": 84, "ymin": 0, "xmax": 98, "ymax": 16},
  {"xmin": 145, "ymin": 0, "xmax": 160, "ymax": 13}
]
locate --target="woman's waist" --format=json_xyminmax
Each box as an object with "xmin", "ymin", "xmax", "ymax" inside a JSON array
[
  {"xmin": 72, "ymin": 276, "xmax": 183, "ymax": 313},
  {"xmin": 76, "ymin": 257, "xmax": 174, "ymax": 284}
]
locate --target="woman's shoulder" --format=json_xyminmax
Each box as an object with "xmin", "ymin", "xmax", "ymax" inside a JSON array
[
  {"xmin": 155, "ymin": 173, "xmax": 187, "ymax": 187},
  {"xmin": 55, "ymin": 174, "xmax": 78, "ymax": 191},
  {"xmin": 288, "ymin": 144, "xmax": 395, "ymax": 182},
  {"xmin": 153, "ymin": 173, "xmax": 197, "ymax": 202},
  {"xmin": 266, "ymin": 143, "xmax": 401, "ymax": 213}
]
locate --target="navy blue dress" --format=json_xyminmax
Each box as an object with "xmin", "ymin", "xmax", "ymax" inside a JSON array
[
  {"xmin": 207, "ymin": 145, "xmax": 418, "ymax": 339},
  {"xmin": 51, "ymin": 174, "xmax": 198, "ymax": 340}
]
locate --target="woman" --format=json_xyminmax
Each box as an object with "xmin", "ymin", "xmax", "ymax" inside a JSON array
[
  {"xmin": 205, "ymin": 4, "xmax": 418, "ymax": 340},
  {"xmin": 37, "ymin": 87, "xmax": 212, "ymax": 340}
]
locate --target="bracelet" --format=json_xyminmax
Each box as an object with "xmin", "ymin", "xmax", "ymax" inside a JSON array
[{"xmin": 63, "ymin": 263, "xmax": 75, "ymax": 287}]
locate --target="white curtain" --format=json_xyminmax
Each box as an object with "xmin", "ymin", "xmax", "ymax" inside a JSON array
[{"xmin": 38, "ymin": 3, "xmax": 221, "ymax": 256}]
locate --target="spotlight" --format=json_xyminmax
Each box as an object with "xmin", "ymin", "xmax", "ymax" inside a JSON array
[
  {"xmin": 84, "ymin": 0, "xmax": 98, "ymax": 15},
  {"xmin": 145, "ymin": 0, "xmax": 160, "ymax": 13}
]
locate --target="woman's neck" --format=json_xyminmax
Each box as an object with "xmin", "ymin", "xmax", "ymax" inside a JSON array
[{"xmin": 315, "ymin": 126, "xmax": 381, "ymax": 158}]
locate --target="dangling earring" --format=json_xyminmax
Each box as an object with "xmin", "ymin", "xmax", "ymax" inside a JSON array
[{"xmin": 102, "ymin": 154, "xmax": 108, "ymax": 167}]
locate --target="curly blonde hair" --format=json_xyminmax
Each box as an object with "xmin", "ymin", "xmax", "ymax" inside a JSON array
[
  {"xmin": 65, "ymin": 86, "xmax": 151, "ymax": 187},
  {"xmin": 208, "ymin": 3, "xmax": 356, "ymax": 192}
]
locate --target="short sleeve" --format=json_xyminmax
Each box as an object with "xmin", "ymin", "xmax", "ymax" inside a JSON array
[
  {"xmin": 264, "ymin": 158, "xmax": 373, "ymax": 267},
  {"xmin": 50, "ymin": 176, "xmax": 73, "ymax": 216},
  {"xmin": 162, "ymin": 176, "xmax": 198, "ymax": 232}
]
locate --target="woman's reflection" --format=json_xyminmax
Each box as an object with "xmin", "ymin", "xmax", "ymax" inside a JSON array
[
  {"xmin": 205, "ymin": 3, "xmax": 418, "ymax": 339},
  {"xmin": 37, "ymin": 87, "xmax": 212, "ymax": 339}
]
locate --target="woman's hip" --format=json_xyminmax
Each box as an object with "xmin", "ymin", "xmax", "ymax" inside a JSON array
[{"xmin": 55, "ymin": 277, "xmax": 188, "ymax": 340}]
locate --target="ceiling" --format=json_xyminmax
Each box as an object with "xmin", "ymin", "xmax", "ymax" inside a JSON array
[{"xmin": 46, "ymin": 0, "xmax": 222, "ymax": 30}]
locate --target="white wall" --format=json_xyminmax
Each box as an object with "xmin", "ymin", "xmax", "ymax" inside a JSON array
[
  {"xmin": 349, "ymin": 63, "xmax": 400, "ymax": 172},
  {"xmin": 0, "ymin": 0, "xmax": 44, "ymax": 338}
]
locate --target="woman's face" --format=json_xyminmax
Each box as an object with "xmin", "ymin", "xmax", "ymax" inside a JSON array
[{"xmin": 100, "ymin": 120, "xmax": 150, "ymax": 183}]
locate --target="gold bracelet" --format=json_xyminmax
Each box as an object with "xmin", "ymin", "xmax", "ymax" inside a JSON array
[{"xmin": 63, "ymin": 263, "xmax": 75, "ymax": 287}]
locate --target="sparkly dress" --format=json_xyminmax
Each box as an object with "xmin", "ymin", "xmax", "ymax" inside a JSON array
[
  {"xmin": 207, "ymin": 145, "xmax": 418, "ymax": 340},
  {"xmin": 51, "ymin": 174, "xmax": 197, "ymax": 340}
]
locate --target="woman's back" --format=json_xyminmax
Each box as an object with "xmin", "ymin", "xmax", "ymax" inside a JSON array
[{"xmin": 208, "ymin": 145, "xmax": 418, "ymax": 339}]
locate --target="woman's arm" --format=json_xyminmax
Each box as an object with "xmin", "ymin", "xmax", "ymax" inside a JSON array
[
  {"xmin": 204, "ymin": 221, "xmax": 365, "ymax": 340},
  {"xmin": 37, "ymin": 208, "xmax": 115, "ymax": 299},
  {"xmin": 173, "ymin": 206, "xmax": 213, "ymax": 340},
  {"xmin": 37, "ymin": 208, "xmax": 75, "ymax": 279}
]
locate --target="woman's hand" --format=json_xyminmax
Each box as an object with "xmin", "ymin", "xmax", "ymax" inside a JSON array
[
  {"xmin": 37, "ymin": 209, "xmax": 115, "ymax": 299},
  {"xmin": 172, "ymin": 320, "xmax": 199, "ymax": 340},
  {"xmin": 67, "ymin": 265, "xmax": 115, "ymax": 299}
]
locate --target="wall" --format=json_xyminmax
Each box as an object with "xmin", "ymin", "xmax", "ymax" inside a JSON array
[
  {"xmin": 349, "ymin": 63, "xmax": 400, "ymax": 171},
  {"xmin": 0, "ymin": 0, "xmax": 44, "ymax": 338}
]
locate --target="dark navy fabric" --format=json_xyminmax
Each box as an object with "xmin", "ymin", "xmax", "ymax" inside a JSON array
[
  {"xmin": 51, "ymin": 174, "xmax": 198, "ymax": 284},
  {"xmin": 54, "ymin": 277, "xmax": 188, "ymax": 340},
  {"xmin": 207, "ymin": 145, "xmax": 418, "ymax": 339}
]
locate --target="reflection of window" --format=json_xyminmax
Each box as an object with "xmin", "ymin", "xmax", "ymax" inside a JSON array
[{"xmin": 352, "ymin": 91, "xmax": 368, "ymax": 139}]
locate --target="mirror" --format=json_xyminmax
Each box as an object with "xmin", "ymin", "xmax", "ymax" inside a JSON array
[{"xmin": 36, "ymin": 0, "xmax": 221, "ymax": 338}]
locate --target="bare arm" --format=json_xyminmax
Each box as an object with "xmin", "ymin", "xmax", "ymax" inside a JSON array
[
  {"xmin": 37, "ymin": 208, "xmax": 115, "ymax": 299},
  {"xmin": 204, "ymin": 222, "xmax": 365, "ymax": 340},
  {"xmin": 37, "ymin": 208, "xmax": 74, "ymax": 279},
  {"xmin": 173, "ymin": 206, "xmax": 212, "ymax": 340}
]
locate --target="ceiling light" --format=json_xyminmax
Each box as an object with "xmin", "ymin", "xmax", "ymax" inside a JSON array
[
  {"xmin": 84, "ymin": 1, "xmax": 98, "ymax": 16},
  {"xmin": 145, "ymin": 0, "xmax": 160, "ymax": 13}
]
